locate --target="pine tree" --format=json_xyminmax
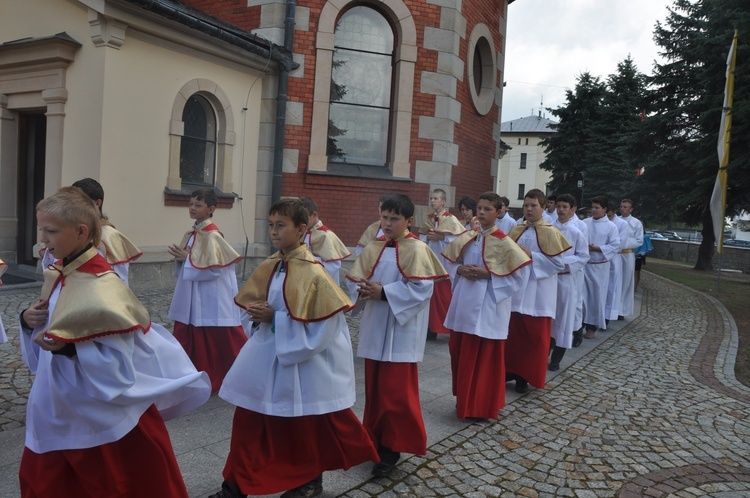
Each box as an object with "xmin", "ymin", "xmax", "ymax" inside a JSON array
[
  {"xmin": 540, "ymin": 72, "xmax": 608, "ymax": 206},
  {"xmin": 540, "ymin": 61, "xmax": 649, "ymax": 209},
  {"xmin": 644, "ymin": 0, "xmax": 750, "ymax": 270}
]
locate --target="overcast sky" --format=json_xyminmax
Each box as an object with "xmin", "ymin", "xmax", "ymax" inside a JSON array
[{"xmin": 500, "ymin": 0, "xmax": 674, "ymax": 122}]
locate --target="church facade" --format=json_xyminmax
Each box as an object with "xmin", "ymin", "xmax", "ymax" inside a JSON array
[{"xmin": 0, "ymin": 0, "xmax": 514, "ymax": 288}]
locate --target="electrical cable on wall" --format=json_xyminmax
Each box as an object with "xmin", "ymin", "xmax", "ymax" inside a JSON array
[{"xmin": 237, "ymin": 48, "xmax": 273, "ymax": 277}]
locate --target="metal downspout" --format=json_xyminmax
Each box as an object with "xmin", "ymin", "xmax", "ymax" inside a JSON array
[{"xmin": 271, "ymin": 0, "xmax": 296, "ymax": 203}]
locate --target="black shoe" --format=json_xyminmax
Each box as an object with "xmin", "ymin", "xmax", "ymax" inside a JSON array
[
  {"xmin": 426, "ymin": 331, "xmax": 438, "ymax": 341},
  {"xmin": 548, "ymin": 362, "xmax": 560, "ymax": 371},
  {"xmin": 372, "ymin": 460, "xmax": 398, "ymax": 477},
  {"xmin": 572, "ymin": 330, "xmax": 583, "ymax": 348},
  {"xmin": 618, "ymin": 315, "xmax": 624, "ymax": 321},
  {"xmin": 208, "ymin": 481, "xmax": 245, "ymax": 498},
  {"xmin": 372, "ymin": 446, "xmax": 400, "ymax": 477},
  {"xmin": 280, "ymin": 476, "xmax": 323, "ymax": 498},
  {"xmin": 514, "ymin": 379, "xmax": 528, "ymax": 393}
]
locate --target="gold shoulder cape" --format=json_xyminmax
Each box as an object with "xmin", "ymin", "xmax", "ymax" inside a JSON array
[
  {"xmin": 235, "ymin": 244, "xmax": 353, "ymax": 323},
  {"xmin": 40, "ymin": 247, "xmax": 151, "ymax": 343},
  {"xmin": 347, "ymin": 232, "xmax": 449, "ymax": 282},
  {"xmin": 508, "ymin": 219, "xmax": 572, "ymax": 256},
  {"xmin": 442, "ymin": 226, "xmax": 531, "ymax": 277},
  {"xmin": 100, "ymin": 224, "xmax": 142, "ymax": 265},
  {"xmin": 419, "ymin": 210, "xmax": 466, "ymax": 236},
  {"xmin": 357, "ymin": 220, "xmax": 381, "ymax": 248},
  {"xmin": 308, "ymin": 223, "xmax": 351, "ymax": 262},
  {"xmin": 180, "ymin": 220, "xmax": 241, "ymax": 269}
]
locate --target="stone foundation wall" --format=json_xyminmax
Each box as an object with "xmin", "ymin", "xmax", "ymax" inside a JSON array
[{"xmin": 650, "ymin": 239, "xmax": 750, "ymax": 273}]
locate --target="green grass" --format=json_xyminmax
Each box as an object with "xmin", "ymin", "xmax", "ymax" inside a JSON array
[{"xmin": 646, "ymin": 258, "xmax": 750, "ymax": 387}]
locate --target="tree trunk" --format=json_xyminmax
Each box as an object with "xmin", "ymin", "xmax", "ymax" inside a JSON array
[{"xmin": 694, "ymin": 206, "xmax": 715, "ymax": 271}]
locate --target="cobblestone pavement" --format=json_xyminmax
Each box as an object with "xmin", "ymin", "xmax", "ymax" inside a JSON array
[
  {"xmin": 339, "ymin": 273, "xmax": 750, "ymax": 498},
  {"xmin": 1, "ymin": 272, "xmax": 749, "ymax": 497}
]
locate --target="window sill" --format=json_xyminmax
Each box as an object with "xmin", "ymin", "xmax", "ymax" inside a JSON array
[
  {"xmin": 163, "ymin": 187, "xmax": 237, "ymax": 208},
  {"xmin": 307, "ymin": 163, "xmax": 412, "ymax": 182}
]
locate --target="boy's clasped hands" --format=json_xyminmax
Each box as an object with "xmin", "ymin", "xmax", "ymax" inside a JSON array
[
  {"xmin": 246, "ymin": 302, "xmax": 273, "ymax": 323},
  {"xmin": 457, "ymin": 264, "xmax": 490, "ymax": 281},
  {"xmin": 356, "ymin": 279, "xmax": 383, "ymax": 300},
  {"xmin": 23, "ymin": 299, "xmax": 64, "ymax": 351},
  {"xmin": 167, "ymin": 244, "xmax": 189, "ymax": 262}
]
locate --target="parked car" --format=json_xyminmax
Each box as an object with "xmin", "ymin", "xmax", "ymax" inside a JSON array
[
  {"xmin": 645, "ymin": 231, "xmax": 668, "ymax": 240},
  {"xmin": 655, "ymin": 230, "xmax": 684, "ymax": 241},
  {"xmin": 724, "ymin": 239, "xmax": 750, "ymax": 248}
]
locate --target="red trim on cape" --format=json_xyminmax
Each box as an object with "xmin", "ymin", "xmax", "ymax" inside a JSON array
[
  {"xmin": 45, "ymin": 321, "xmax": 152, "ymax": 344},
  {"xmin": 187, "ymin": 228, "xmax": 242, "ymax": 270},
  {"xmin": 235, "ymin": 259, "xmax": 353, "ymax": 323},
  {"xmin": 442, "ymin": 230, "xmax": 531, "ymax": 277},
  {"xmin": 283, "ymin": 260, "xmax": 353, "ymax": 322},
  {"xmin": 77, "ymin": 254, "xmax": 115, "ymax": 275}
]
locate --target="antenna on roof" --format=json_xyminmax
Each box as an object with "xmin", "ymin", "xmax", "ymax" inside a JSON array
[{"xmin": 539, "ymin": 95, "xmax": 543, "ymax": 118}]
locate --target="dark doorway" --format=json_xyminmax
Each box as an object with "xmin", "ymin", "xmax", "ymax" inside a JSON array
[{"xmin": 17, "ymin": 113, "xmax": 46, "ymax": 266}]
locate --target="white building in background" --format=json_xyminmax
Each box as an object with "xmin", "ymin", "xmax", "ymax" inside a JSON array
[{"xmin": 496, "ymin": 114, "xmax": 557, "ymax": 210}]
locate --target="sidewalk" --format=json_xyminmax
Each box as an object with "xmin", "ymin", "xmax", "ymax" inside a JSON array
[{"xmin": 1, "ymin": 271, "xmax": 749, "ymax": 497}]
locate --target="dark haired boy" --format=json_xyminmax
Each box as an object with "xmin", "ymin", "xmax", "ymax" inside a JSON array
[
  {"xmin": 618, "ymin": 199, "xmax": 643, "ymax": 318},
  {"xmin": 299, "ymin": 196, "xmax": 351, "ymax": 283},
  {"xmin": 582, "ymin": 196, "xmax": 620, "ymax": 339},
  {"xmin": 168, "ymin": 188, "xmax": 246, "ymax": 392},
  {"xmin": 347, "ymin": 194, "xmax": 448, "ymax": 477},
  {"xmin": 442, "ymin": 192, "xmax": 530, "ymax": 419},
  {"xmin": 549, "ymin": 194, "xmax": 590, "ymax": 370},
  {"xmin": 213, "ymin": 198, "xmax": 377, "ymax": 498},
  {"xmin": 356, "ymin": 193, "xmax": 395, "ymax": 256},
  {"xmin": 605, "ymin": 202, "xmax": 629, "ymax": 323},
  {"xmin": 506, "ymin": 189, "xmax": 571, "ymax": 393},
  {"xmin": 39, "ymin": 177, "xmax": 142, "ymax": 286},
  {"xmin": 543, "ymin": 194, "xmax": 558, "ymax": 223},
  {"xmin": 495, "ymin": 195, "xmax": 516, "ymax": 234}
]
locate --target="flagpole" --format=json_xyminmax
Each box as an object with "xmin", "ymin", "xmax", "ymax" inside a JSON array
[{"xmin": 711, "ymin": 30, "xmax": 738, "ymax": 291}]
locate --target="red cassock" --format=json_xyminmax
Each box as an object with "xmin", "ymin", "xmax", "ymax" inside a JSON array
[
  {"xmin": 363, "ymin": 359, "xmax": 427, "ymax": 455},
  {"xmin": 505, "ymin": 312, "xmax": 552, "ymax": 388},
  {"xmin": 19, "ymin": 405, "xmax": 188, "ymax": 498},
  {"xmin": 222, "ymin": 407, "xmax": 378, "ymax": 494},
  {"xmin": 428, "ymin": 279, "xmax": 453, "ymax": 334},
  {"xmin": 450, "ymin": 331, "xmax": 506, "ymax": 419},
  {"xmin": 173, "ymin": 322, "xmax": 246, "ymax": 392}
]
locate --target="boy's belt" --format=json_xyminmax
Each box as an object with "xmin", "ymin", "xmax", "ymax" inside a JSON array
[{"xmin": 620, "ymin": 249, "xmax": 634, "ymax": 254}]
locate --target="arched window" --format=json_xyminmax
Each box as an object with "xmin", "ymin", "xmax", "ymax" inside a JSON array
[
  {"xmin": 180, "ymin": 94, "xmax": 217, "ymax": 185},
  {"xmin": 166, "ymin": 79, "xmax": 236, "ymax": 203},
  {"xmin": 328, "ymin": 6, "xmax": 394, "ymax": 167}
]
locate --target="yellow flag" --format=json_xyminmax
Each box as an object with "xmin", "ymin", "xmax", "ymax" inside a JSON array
[{"xmin": 710, "ymin": 30, "xmax": 738, "ymax": 254}]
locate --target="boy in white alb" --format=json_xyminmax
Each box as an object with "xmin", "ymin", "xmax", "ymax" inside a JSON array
[
  {"xmin": 542, "ymin": 194, "xmax": 558, "ymax": 223},
  {"xmin": 582, "ymin": 196, "xmax": 621, "ymax": 339},
  {"xmin": 495, "ymin": 196, "xmax": 517, "ymax": 234},
  {"xmin": 606, "ymin": 202, "xmax": 629, "ymax": 322},
  {"xmin": 618, "ymin": 199, "xmax": 643, "ymax": 317},
  {"xmin": 299, "ymin": 196, "xmax": 351, "ymax": 283},
  {"xmin": 419, "ymin": 188, "xmax": 466, "ymax": 339},
  {"xmin": 442, "ymin": 192, "xmax": 530, "ymax": 419},
  {"xmin": 39, "ymin": 178, "xmax": 142, "ymax": 286},
  {"xmin": 356, "ymin": 194, "xmax": 393, "ymax": 256},
  {"xmin": 213, "ymin": 199, "xmax": 376, "ymax": 498},
  {"xmin": 19, "ymin": 187, "xmax": 210, "ymax": 498},
  {"xmin": 348, "ymin": 194, "xmax": 448, "ymax": 477},
  {"xmin": 168, "ymin": 188, "xmax": 246, "ymax": 392},
  {"xmin": 506, "ymin": 189, "xmax": 571, "ymax": 393},
  {"xmin": 549, "ymin": 194, "xmax": 590, "ymax": 370}
]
